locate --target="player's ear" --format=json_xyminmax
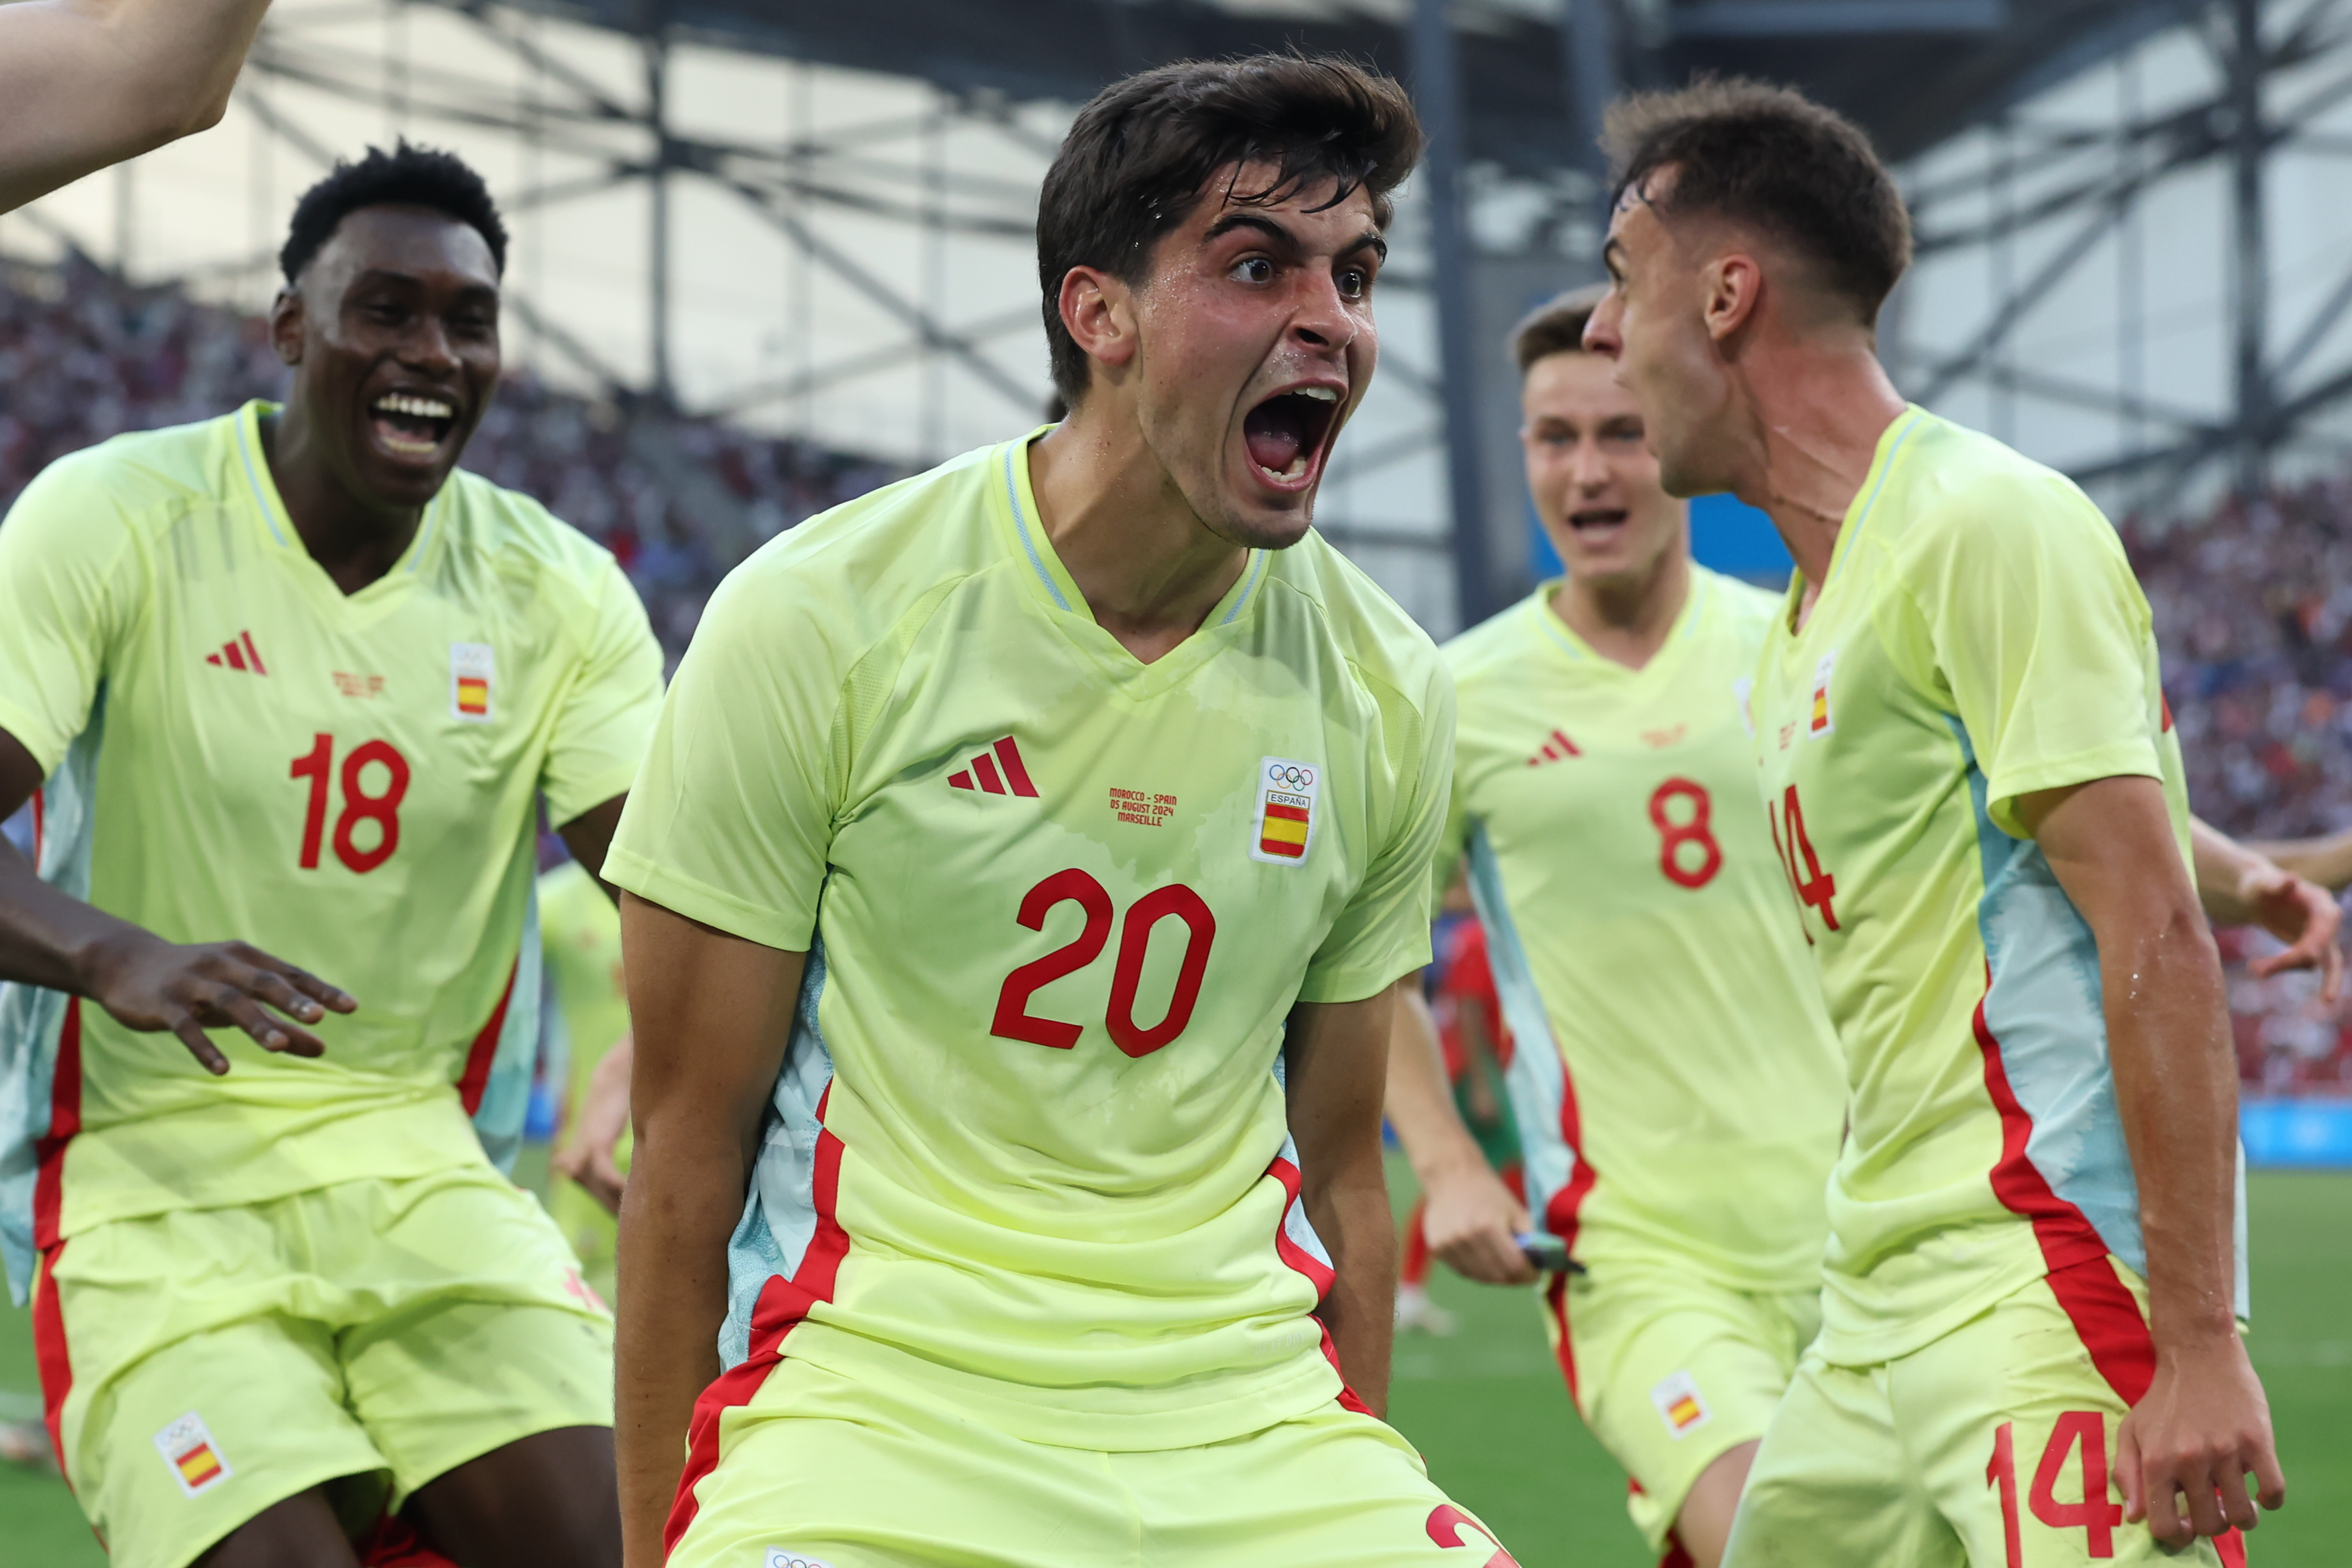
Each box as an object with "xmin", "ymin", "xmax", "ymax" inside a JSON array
[
  {"xmin": 269, "ymin": 287, "xmax": 305, "ymax": 368},
  {"xmin": 1060, "ymin": 265, "xmax": 1138, "ymax": 380},
  {"xmin": 1701, "ymin": 251, "xmax": 1763, "ymax": 345}
]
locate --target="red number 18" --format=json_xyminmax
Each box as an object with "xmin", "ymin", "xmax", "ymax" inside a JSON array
[{"xmin": 289, "ymin": 733, "xmax": 411, "ymax": 874}]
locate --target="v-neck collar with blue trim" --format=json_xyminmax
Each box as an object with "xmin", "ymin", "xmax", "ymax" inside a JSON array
[
  {"xmin": 992, "ymin": 429, "xmax": 1271, "ymax": 694},
  {"xmin": 1530, "ymin": 565, "xmax": 1711, "ymax": 687},
  {"xmin": 1782, "ymin": 403, "xmax": 1925, "ymax": 638},
  {"xmin": 232, "ymin": 399, "xmax": 450, "ymax": 621}
]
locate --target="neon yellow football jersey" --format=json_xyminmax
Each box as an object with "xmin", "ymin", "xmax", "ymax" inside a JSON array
[
  {"xmin": 0, "ymin": 401, "xmax": 664, "ymax": 1302},
  {"xmin": 607, "ymin": 431, "xmax": 1453, "ymax": 1450},
  {"xmin": 1439, "ymin": 568, "xmax": 1844, "ymax": 1290},
  {"xmin": 1750, "ymin": 405, "xmax": 2243, "ymax": 1366}
]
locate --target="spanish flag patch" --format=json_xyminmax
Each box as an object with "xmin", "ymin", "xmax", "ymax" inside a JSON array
[
  {"xmin": 153, "ymin": 1411, "xmax": 233, "ymax": 1497},
  {"xmin": 450, "ymin": 641, "xmax": 495, "ymax": 722},
  {"xmin": 1650, "ymin": 1370, "xmax": 1712, "ymax": 1439},
  {"xmin": 1251, "ymin": 757, "xmax": 1319, "ymax": 865}
]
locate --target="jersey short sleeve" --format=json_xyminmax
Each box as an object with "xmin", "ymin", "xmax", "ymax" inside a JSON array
[
  {"xmin": 0, "ymin": 452, "xmax": 146, "ymax": 773},
  {"xmin": 604, "ymin": 555, "xmax": 847, "ymax": 952},
  {"xmin": 539, "ymin": 555, "xmax": 666, "ymax": 827},
  {"xmin": 1295, "ymin": 660, "xmax": 1456, "ymax": 1006},
  {"xmin": 1900, "ymin": 473, "xmax": 2162, "ymax": 839}
]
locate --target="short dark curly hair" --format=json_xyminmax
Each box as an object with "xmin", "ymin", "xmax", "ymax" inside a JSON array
[
  {"xmin": 1035, "ymin": 55, "xmax": 1422, "ymax": 406},
  {"xmin": 1603, "ymin": 77, "xmax": 1909, "ymax": 326},
  {"xmin": 280, "ymin": 140, "xmax": 509, "ymax": 285}
]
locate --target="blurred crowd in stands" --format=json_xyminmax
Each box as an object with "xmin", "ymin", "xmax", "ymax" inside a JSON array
[
  {"xmin": 2, "ymin": 254, "xmax": 2348, "ymax": 1094},
  {"xmin": 0, "ymin": 253, "xmax": 901, "ymax": 663}
]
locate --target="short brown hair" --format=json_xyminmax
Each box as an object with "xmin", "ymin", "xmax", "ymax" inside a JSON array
[
  {"xmin": 1511, "ymin": 284, "xmax": 1609, "ymax": 375},
  {"xmin": 1036, "ymin": 55, "xmax": 1423, "ymax": 405},
  {"xmin": 1603, "ymin": 77, "xmax": 1911, "ymax": 325}
]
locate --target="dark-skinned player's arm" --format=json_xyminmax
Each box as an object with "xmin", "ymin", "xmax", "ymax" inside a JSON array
[
  {"xmin": 1383, "ymin": 978, "xmax": 1533, "ymax": 1286},
  {"xmin": 2190, "ymin": 815, "xmax": 2342, "ymax": 1001},
  {"xmin": 613, "ymin": 894, "xmax": 802, "ymax": 1568},
  {"xmin": 557, "ymin": 792, "xmax": 629, "ymax": 900},
  {"xmin": 1286, "ymin": 984, "xmax": 1404, "ymax": 1415},
  {"xmin": 0, "ymin": 0, "xmax": 273, "ymax": 213},
  {"xmin": 2016, "ymin": 777, "xmax": 2285, "ymax": 1548},
  {"xmin": 0, "ymin": 725, "xmax": 353, "ymax": 1074}
]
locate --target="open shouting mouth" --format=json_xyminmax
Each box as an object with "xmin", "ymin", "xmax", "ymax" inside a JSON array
[
  {"xmin": 1242, "ymin": 382, "xmax": 1343, "ymax": 491},
  {"xmin": 368, "ymin": 390, "xmax": 459, "ymax": 461},
  {"xmin": 1567, "ymin": 505, "xmax": 1630, "ymax": 545}
]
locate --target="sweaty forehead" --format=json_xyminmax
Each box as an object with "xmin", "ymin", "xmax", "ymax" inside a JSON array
[
  {"xmin": 1193, "ymin": 160, "xmax": 1376, "ymax": 231},
  {"xmin": 308, "ymin": 205, "xmax": 498, "ymax": 291}
]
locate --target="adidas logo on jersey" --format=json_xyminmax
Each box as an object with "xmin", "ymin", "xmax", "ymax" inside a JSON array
[
  {"xmin": 949, "ymin": 736, "xmax": 1038, "ymax": 797},
  {"xmin": 204, "ymin": 631, "xmax": 269, "ymax": 674},
  {"xmin": 1525, "ymin": 729, "xmax": 1579, "ymax": 766}
]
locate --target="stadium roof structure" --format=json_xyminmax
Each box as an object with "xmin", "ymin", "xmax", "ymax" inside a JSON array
[
  {"xmin": 490, "ymin": 0, "xmax": 2189, "ymax": 176},
  {"xmin": 10, "ymin": 0, "xmax": 2352, "ymax": 634}
]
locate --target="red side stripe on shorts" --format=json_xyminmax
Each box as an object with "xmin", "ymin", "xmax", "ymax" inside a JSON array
[
  {"xmin": 1542, "ymin": 1272, "xmax": 1578, "ymax": 1403},
  {"xmin": 32, "ymin": 1238, "xmax": 72, "ymax": 1477},
  {"xmin": 1265, "ymin": 1150, "xmax": 1375, "ymax": 1415},
  {"xmin": 664, "ymin": 1088, "xmax": 851, "ymax": 1557},
  {"xmin": 453, "ymin": 961, "xmax": 519, "ymax": 1115}
]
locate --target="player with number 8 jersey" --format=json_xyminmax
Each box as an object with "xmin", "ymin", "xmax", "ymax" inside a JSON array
[{"xmin": 0, "ymin": 147, "xmax": 661, "ymax": 1567}]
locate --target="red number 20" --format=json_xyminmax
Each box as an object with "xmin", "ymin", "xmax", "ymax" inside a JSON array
[
  {"xmin": 289, "ymin": 733, "xmax": 412, "ymax": 874},
  {"xmin": 990, "ymin": 869, "xmax": 1217, "ymax": 1058}
]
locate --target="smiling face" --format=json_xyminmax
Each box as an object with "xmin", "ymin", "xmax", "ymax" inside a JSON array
[
  {"xmin": 272, "ymin": 203, "xmax": 500, "ymax": 514},
  {"xmin": 1583, "ymin": 173, "xmax": 1741, "ymax": 500},
  {"xmin": 1119, "ymin": 163, "xmax": 1382, "ymax": 549},
  {"xmin": 1521, "ymin": 349, "xmax": 1686, "ymax": 590}
]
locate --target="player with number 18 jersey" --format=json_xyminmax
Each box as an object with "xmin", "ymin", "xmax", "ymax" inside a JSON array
[{"xmin": 0, "ymin": 148, "xmax": 662, "ymax": 1568}]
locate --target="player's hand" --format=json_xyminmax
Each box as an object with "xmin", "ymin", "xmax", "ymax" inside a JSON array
[
  {"xmin": 554, "ymin": 1030, "xmax": 633, "ymax": 1215},
  {"xmin": 1420, "ymin": 1159, "xmax": 1536, "ymax": 1286},
  {"xmin": 553, "ymin": 1133, "xmax": 629, "ymax": 1215},
  {"xmin": 2116, "ymin": 1333, "xmax": 2284, "ymax": 1547},
  {"xmin": 81, "ymin": 930, "xmax": 355, "ymax": 1075},
  {"xmin": 2237, "ymin": 861, "xmax": 2344, "ymax": 1003}
]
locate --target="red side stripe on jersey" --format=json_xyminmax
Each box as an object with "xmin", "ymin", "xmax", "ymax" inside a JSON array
[
  {"xmin": 1265, "ymin": 1150, "xmax": 1375, "ymax": 1415},
  {"xmin": 665, "ymin": 1087, "xmax": 850, "ymax": 1555},
  {"xmin": 33, "ymin": 998, "xmax": 82, "ymax": 1252},
  {"xmin": 1658, "ymin": 1529, "xmax": 1697, "ymax": 1568},
  {"xmin": 30, "ymin": 788, "xmax": 43, "ymax": 861},
  {"xmin": 32, "ymin": 1238, "xmax": 71, "ymax": 1475},
  {"xmin": 970, "ymin": 753, "xmax": 1006, "ymax": 795},
  {"xmin": 31, "ymin": 997, "xmax": 82, "ymax": 1477},
  {"xmin": 1542, "ymin": 1057, "xmax": 1597, "ymax": 1264},
  {"xmin": 454, "ymin": 962, "xmax": 519, "ymax": 1115},
  {"xmin": 240, "ymin": 631, "xmax": 267, "ymax": 675},
  {"xmin": 1973, "ymin": 969, "xmax": 2164, "ymax": 1407},
  {"xmin": 992, "ymin": 736, "xmax": 1038, "ymax": 798},
  {"xmin": 2217, "ymin": 1526, "xmax": 2248, "ymax": 1567}
]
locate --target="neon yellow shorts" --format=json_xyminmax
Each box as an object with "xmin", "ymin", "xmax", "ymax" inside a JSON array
[
  {"xmin": 1723, "ymin": 1257, "xmax": 2246, "ymax": 1567},
  {"xmin": 36, "ymin": 1164, "xmax": 613, "ymax": 1568},
  {"xmin": 1539, "ymin": 1254, "xmax": 1820, "ymax": 1553},
  {"xmin": 667, "ymin": 1355, "xmax": 1519, "ymax": 1568}
]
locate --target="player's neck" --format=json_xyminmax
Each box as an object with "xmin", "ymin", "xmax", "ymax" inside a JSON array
[
  {"xmin": 1027, "ymin": 412, "xmax": 1254, "ymax": 666},
  {"xmin": 1550, "ymin": 546, "xmax": 1690, "ymax": 671},
  {"xmin": 1728, "ymin": 339, "xmax": 1905, "ymax": 613},
  {"xmin": 260, "ymin": 409, "xmax": 424, "ymax": 596}
]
